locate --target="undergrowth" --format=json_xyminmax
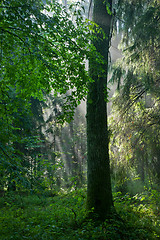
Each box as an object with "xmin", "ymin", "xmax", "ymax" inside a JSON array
[{"xmin": 0, "ymin": 188, "xmax": 159, "ymax": 239}]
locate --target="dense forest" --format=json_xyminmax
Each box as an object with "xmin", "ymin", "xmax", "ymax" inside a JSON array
[{"xmin": 0, "ymin": 0, "xmax": 160, "ymax": 239}]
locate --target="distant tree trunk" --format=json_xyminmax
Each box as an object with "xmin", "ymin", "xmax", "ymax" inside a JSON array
[
  {"xmin": 86, "ymin": 0, "xmax": 113, "ymax": 220},
  {"xmin": 154, "ymin": 148, "xmax": 160, "ymax": 185},
  {"xmin": 69, "ymin": 121, "xmax": 82, "ymax": 188},
  {"xmin": 8, "ymin": 178, "xmax": 16, "ymax": 191},
  {"xmin": 136, "ymin": 148, "xmax": 145, "ymax": 182},
  {"xmin": 139, "ymin": 155, "xmax": 145, "ymax": 183}
]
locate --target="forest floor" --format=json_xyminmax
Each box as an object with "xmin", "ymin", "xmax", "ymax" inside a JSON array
[{"xmin": 0, "ymin": 188, "xmax": 160, "ymax": 240}]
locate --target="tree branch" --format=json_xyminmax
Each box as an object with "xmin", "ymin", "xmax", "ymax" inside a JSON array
[{"xmin": 1, "ymin": 28, "xmax": 31, "ymax": 54}]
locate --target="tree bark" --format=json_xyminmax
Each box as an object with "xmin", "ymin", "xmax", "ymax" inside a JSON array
[{"xmin": 86, "ymin": 0, "xmax": 113, "ymax": 220}]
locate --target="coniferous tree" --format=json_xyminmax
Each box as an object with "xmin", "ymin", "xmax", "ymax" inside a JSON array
[{"xmin": 109, "ymin": 0, "xmax": 160, "ymax": 189}]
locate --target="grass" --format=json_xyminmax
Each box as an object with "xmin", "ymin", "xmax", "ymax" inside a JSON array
[{"xmin": 0, "ymin": 188, "xmax": 160, "ymax": 239}]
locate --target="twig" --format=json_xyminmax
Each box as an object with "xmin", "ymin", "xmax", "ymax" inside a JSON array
[{"xmin": 1, "ymin": 28, "xmax": 31, "ymax": 54}]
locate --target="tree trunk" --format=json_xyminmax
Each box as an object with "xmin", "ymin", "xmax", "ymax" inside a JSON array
[{"xmin": 86, "ymin": 0, "xmax": 113, "ymax": 220}]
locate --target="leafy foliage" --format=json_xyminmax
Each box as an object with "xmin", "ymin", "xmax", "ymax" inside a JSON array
[
  {"xmin": 0, "ymin": 0, "xmax": 103, "ymax": 192},
  {"xmin": 0, "ymin": 0, "xmax": 98, "ymax": 120},
  {"xmin": 0, "ymin": 189, "xmax": 160, "ymax": 239}
]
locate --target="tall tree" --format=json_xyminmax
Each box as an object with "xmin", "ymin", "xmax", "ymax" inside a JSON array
[
  {"xmin": 86, "ymin": 0, "xmax": 113, "ymax": 220},
  {"xmin": 0, "ymin": 0, "xmax": 100, "ymax": 190},
  {"xmin": 109, "ymin": 0, "xmax": 160, "ymax": 189}
]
